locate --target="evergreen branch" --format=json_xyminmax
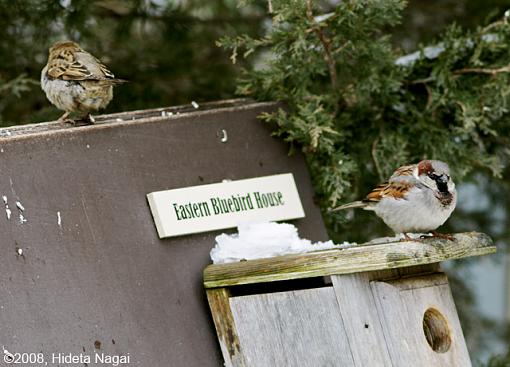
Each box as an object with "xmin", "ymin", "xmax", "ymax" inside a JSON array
[
  {"xmin": 411, "ymin": 64, "xmax": 510, "ymax": 85},
  {"xmin": 305, "ymin": 0, "xmax": 337, "ymax": 90},
  {"xmin": 481, "ymin": 19, "xmax": 506, "ymax": 33},
  {"xmin": 371, "ymin": 136, "xmax": 383, "ymax": 182},
  {"xmin": 454, "ymin": 65, "xmax": 510, "ymax": 75},
  {"xmin": 409, "ymin": 76, "xmax": 435, "ymax": 84},
  {"xmin": 226, "ymin": 1, "xmax": 510, "ymax": 220}
]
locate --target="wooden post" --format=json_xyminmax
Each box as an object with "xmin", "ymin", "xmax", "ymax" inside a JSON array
[
  {"xmin": 206, "ymin": 288, "xmax": 247, "ymax": 367},
  {"xmin": 204, "ymin": 232, "xmax": 495, "ymax": 367}
]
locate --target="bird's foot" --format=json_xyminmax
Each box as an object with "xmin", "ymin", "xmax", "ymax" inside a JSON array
[
  {"xmin": 429, "ymin": 231, "xmax": 455, "ymax": 241},
  {"xmin": 399, "ymin": 233, "xmax": 422, "ymax": 242},
  {"xmin": 57, "ymin": 111, "xmax": 74, "ymax": 125},
  {"xmin": 75, "ymin": 114, "xmax": 95, "ymax": 126}
]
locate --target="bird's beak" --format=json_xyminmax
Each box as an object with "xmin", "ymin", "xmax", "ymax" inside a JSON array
[{"xmin": 437, "ymin": 175, "xmax": 448, "ymax": 185}]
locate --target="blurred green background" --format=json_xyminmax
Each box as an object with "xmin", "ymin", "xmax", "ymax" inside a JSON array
[{"xmin": 1, "ymin": 0, "xmax": 510, "ymax": 365}]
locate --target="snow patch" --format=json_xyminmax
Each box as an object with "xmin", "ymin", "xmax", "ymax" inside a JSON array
[
  {"xmin": 314, "ymin": 12, "xmax": 335, "ymax": 23},
  {"xmin": 396, "ymin": 34, "xmax": 500, "ymax": 67},
  {"xmin": 210, "ymin": 222, "xmax": 355, "ymax": 264},
  {"xmin": 395, "ymin": 44, "xmax": 445, "ymax": 66}
]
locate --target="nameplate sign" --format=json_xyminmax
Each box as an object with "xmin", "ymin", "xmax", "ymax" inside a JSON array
[{"xmin": 147, "ymin": 173, "xmax": 305, "ymax": 238}]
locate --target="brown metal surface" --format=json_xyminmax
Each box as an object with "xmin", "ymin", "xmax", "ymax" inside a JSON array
[{"xmin": 0, "ymin": 100, "xmax": 328, "ymax": 366}]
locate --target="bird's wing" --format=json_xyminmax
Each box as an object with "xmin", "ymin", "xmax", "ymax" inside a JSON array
[
  {"xmin": 390, "ymin": 164, "xmax": 416, "ymax": 179},
  {"xmin": 76, "ymin": 51, "xmax": 116, "ymax": 79},
  {"xmin": 46, "ymin": 49, "xmax": 116, "ymax": 82},
  {"xmin": 363, "ymin": 180, "xmax": 413, "ymax": 202},
  {"xmin": 46, "ymin": 57, "xmax": 92, "ymax": 80}
]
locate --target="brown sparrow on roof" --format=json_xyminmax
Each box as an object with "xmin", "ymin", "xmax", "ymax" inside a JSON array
[
  {"xmin": 41, "ymin": 41, "xmax": 126, "ymax": 125},
  {"xmin": 330, "ymin": 160, "xmax": 457, "ymax": 238}
]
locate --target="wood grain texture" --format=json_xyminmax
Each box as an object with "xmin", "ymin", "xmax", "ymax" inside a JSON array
[
  {"xmin": 332, "ymin": 273, "xmax": 393, "ymax": 366},
  {"xmin": 204, "ymin": 232, "xmax": 495, "ymax": 288},
  {"xmin": 371, "ymin": 273, "xmax": 471, "ymax": 367},
  {"xmin": 229, "ymin": 287, "xmax": 355, "ymax": 367},
  {"xmin": 206, "ymin": 288, "xmax": 246, "ymax": 367}
]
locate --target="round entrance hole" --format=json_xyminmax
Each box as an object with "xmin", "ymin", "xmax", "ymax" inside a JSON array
[{"xmin": 422, "ymin": 308, "xmax": 451, "ymax": 353}]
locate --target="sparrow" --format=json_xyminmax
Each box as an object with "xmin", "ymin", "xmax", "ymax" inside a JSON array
[
  {"xmin": 330, "ymin": 160, "xmax": 457, "ymax": 238},
  {"xmin": 41, "ymin": 40, "xmax": 126, "ymax": 124}
]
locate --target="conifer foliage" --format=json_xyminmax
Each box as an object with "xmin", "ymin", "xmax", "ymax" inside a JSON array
[{"xmin": 218, "ymin": 1, "xmax": 510, "ymax": 222}]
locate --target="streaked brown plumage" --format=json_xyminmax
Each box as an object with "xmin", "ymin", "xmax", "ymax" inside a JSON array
[{"xmin": 41, "ymin": 40, "xmax": 126, "ymax": 124}]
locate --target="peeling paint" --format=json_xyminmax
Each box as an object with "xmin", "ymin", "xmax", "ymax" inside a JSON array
[
  {"xmin": 3, "ymin": 196, "xmax": 10, "ymax": 220},
  {"xmin": 15, "ymin": 201, "xmax": 24, "ymax": 211},
  {"xmin": 3, "ymin": 346, "xmax": 13, "ymax": 363}
]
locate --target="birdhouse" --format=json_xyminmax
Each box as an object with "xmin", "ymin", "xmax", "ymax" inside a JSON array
[{"xmin": 204, "ymin": 232, "xmax": 495, "ymax": 366}]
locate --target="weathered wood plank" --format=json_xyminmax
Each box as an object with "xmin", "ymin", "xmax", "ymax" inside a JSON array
[
  {"xmin": 204, "ymin": 232, "xmax": 495, "ymax": 288},
  {"xmin": 331, "ymin": 273, "xmax": 393, "ymax": 367},
  {"xmin": 371, "ymin": 273, "xmax": 471, "ymax": 367},
  {"xmin": 229, "ymin": 287, "xmax": 355, "ymax": 367},
  {"xmin": 206, "ymin": 288, "xmax": 246, "ymax": 367}
]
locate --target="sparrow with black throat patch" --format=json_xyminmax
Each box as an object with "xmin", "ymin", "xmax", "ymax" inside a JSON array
[{"xmin": 330, "ymin": 160, "xmax": 457, "ymax": 240}]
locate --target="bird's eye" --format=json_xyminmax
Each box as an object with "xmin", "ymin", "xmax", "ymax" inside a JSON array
[{"xmin": 428, "ymin": 173, "xmax": 437, "ymax": 180}]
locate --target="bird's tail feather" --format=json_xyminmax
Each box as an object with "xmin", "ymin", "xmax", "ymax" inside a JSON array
[
  {"xmin": 94, "ymin": 78, "xmax": 128, "ymax": 86},
  {"xmin": 109, "ymin": 78, "xmax": 128, "ymax": 85},
  {"xmin": 328, "ymin": 201, "xmax": 367, "ymax": 212}
]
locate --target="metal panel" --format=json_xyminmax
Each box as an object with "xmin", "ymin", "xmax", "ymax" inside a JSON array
[{"xmin": 0, "ymin": 100, "xmax": 328, "ymax": 366}]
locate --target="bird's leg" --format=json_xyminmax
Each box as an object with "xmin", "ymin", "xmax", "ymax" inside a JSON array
[
  {"xmin": 430, "ymin": 231, "xmax": 455, "ymax": 241},
  {"xmin": 399, "ymin": 233, "xmax": 427, "ymax": 242},
  {"xmin": 399, "ymin": 233, "xmax": 413, "ymax": 242},
  {"xmin": 57, "ymin": 111, "xmax": 73, "ymax": 124}
]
